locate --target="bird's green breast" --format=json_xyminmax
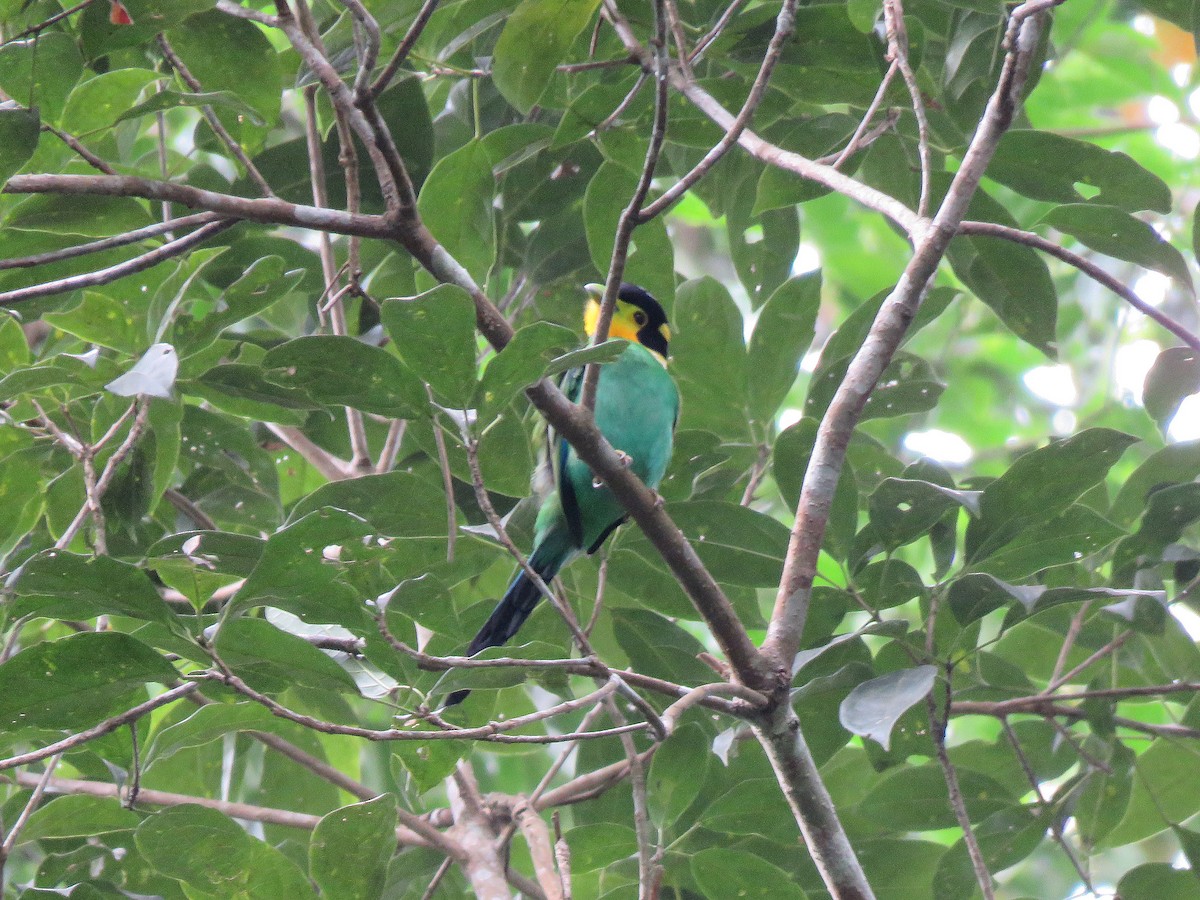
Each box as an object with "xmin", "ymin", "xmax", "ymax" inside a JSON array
[{"xmin": 550, "ymin": 341, "xmax": 679, "ymax": 551}]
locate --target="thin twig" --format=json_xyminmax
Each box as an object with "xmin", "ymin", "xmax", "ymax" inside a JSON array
[
  {"xmin": 832, "ymin": 61, "xmax": 898, "ymax": 170},
  {"xmin": 580, "ymin": 0, "xmax": 671, "ymax": 413},
  {"xmin": 959, "ymin": 220, "xmax": 1200, "ymax": 354},
  {"xmin": 373, "ymin": 0, "xmax": 441, "ymax": 96},
  {"xmin": 0, "ymin": 220, "xmax": 236, "ymax": 306},
  {"xmin": 8, "ymin": 770, "xmax": 436, "ymax": 845},
  {"xmin": 1001, "ymin": 719, "xmax": 1094, "ymax": 892},
  {"xmin": 689, "ymin": 0, "xmax": 746, "ymax": 64},
  {"xmin": 376, "ymin": 419, "xmax": 407, "ymax": 473},
  {"xmin": 205, "ymin": 664, "xmax": 643, "ymax": 743},
  {"xmin": 0, "ymin": 755, "xmax": 62, "ymax": 864},
  {"xmin": 928, "ymin": 678, "xmax": 995, "ymax": 899},
  {"xmin": 637, "ymin": 0, "xmax": 797, "ymax": 221},
  {"xmin": 1, "ymin": 0, "xmax": 93, "ymax": 45},
  {"xmin": 0, "ymin": 212, "xmax": 220, "ymax": 271},
  {"xmin": 604, "ymin": 697, "xmax": 658, "ymax": 899},
  {"xmin": 883, "ymin": 0, "xmax": 931, "ymax": 216},
  {"xmin": 155, "ymin": 34, "xmax": 274, "ymax": 196},
  {"xmin": 264, "ymin": 423, "xmax": 355, "ymax": 481}
]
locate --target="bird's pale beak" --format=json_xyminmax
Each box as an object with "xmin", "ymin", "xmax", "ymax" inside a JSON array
[{"xmin": 583, "ymin": 282, "xmax": 605, "ymax": 298}]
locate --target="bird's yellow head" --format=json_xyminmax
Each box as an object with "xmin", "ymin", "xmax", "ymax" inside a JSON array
[{"xmin": 583, "ymin": 283, "xmax": 671, "ymax": 362}]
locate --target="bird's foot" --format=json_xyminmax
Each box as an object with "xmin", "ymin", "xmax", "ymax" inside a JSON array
[
  {"xmin": 614, "ymin": 449, "xmax": 633, "ymax": 468},
  {"xmin": 651, "ymin": 490, "xmax": 665, "ymax": 509}
]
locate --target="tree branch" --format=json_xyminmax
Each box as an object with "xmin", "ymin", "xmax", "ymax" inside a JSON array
[{"xmin": 762, "ymin": 2, "xmax": 1055, "ymax": 670}]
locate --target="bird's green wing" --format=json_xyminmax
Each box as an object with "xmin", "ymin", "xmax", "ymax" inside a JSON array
[{"xmin": 551, "ymin": 367, "xmax": 585, "ymax": 547}]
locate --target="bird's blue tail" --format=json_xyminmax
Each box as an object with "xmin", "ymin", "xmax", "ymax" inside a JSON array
[{"xmin": 445, "ymin": 530, "xmax": 573, "ymax": 706}]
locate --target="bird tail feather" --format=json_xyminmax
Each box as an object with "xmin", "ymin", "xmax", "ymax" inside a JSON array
[
  {"xmin": 444, "ymin": 531, "xmax": 573, "ymax": 707},
  {"xmin": 467, "ymin": 533, "xmax": 570, "ymax": 656}
]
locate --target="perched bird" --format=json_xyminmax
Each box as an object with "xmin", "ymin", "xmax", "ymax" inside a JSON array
[{"xmin": 449, "ymin": 283, "xmax": 678, "ymax": 702}]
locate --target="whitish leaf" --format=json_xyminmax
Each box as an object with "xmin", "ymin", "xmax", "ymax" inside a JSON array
[
  {"xmin": 105, "ymin": 342, "xmax": 178, "ymax": 398},
  {"xmin": 839, "ymin": 665, "xmax": 937, "ymax": 749}
]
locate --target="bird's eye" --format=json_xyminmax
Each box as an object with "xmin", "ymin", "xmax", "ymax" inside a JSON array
[{"xmin": 633, "ymin": 310, "xmax": 647, "ymax": 326}]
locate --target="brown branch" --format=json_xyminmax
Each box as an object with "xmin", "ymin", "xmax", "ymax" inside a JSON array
[
  {"xmin": 929, "ymin": 680, "xmax": 995, "ymax": 898},
  {"xmin": 637, "ymin": 0, "xmax": 796, "ymax": 222},
  {"xmin": 372, "ymin": 0, "xmax": 441, "ymax": 95},
  {"xmin": 0, "ymin": 212, "xmax": 221, "ymax": 271},
  {"xmin": 512, "ymin": 798, "xmax": 565, "ymax": 900},
  {"xmin": 215, "ymin": 0, "xmax": 279, "ymax": 25},
  {"xmin": 3, "ymin": 174, "xmax": 394, "ymax": 238},
  {"xmin": 0, "ymin": 220, "xmax": 236, "ymax": 306},
  {"xmin": 448, "ymin": 764, "xmax": 512, "ymax": 900},
  {"xmin": 264, "ymin": 423, "xmax": 355, "ymax": 481},
  {"xmin": 0, "ymin": 684, "xmax": 199, "ymax": 771},
  {"xmin": 883, "ymin": 0, "xmax": 930, "ymax": 216},
  {"xmin": 9, "ymin": 770, "xmax": 436, "ymax": 846},
  {"xmin": 958, "ymin": 220, "xmax": 1200, "ymax": 354},
  {"xmin": 579, "ymin": 0, "xmax": 671, "ymax": 414},
  {"xmin": 763, "ymin": 1, "xmax": 1054, "ymax": 670},
  {"xmin": 832, "ymin": 62, "xmax": 898, "ymax": 170},
  {"xmin": 42, "ymin": 124, "xmax": 117, "ymax": 174},
  {"xmin": 0, "ymin": 754, "xmax": 62, "ymax": 872},
  {"xmin": 155, "ymin": 34, "xmax": 275, "ymax": 196}
]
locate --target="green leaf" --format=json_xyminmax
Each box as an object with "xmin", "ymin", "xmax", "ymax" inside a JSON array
[
  {"xmin": 543, "ymin": 338, "xmax": 627, "ymax": 377},
  {"xmin": 0, "ymin": 632, "xmax": 176, "ymax": 730},
  {"xmin": 380, "ymin": 284, "xmax": 478, "ymax": 406},
  {"xmin": 165, "ymin": 11, "xmax": 280, "ymax": 126},
  {"xmin": 19, "ymin": 795, "xmax": 139, "ymax": 842},
  {"xmin": 187, "ymin": 363, "xmax": 320, "ymax": 425},
  {"xmin": 0, "ymin": 106, "xmax": 38, "ymax": 186},
  {"xmin": 583, "ymin": 162, "xmax": 675, "ymax": 304},
  {"xmin": 287, "ymin": 470, "xmax": 449, "ymax": 538},
  {"xmin": 0, "ymin": 32, "xmax": 83, "ymax": 124},
  {"xmin": 977, "ymin": 503, "xmax": 1126, "ymax": 581},
  {"xmin": 1107, "ymin": 700, "xmax": 1200, "ymax": 845},
  {"xmin": 231, "ymin": 508, "xmax": 376, "ymax": 626},
  {"xmin": 648, "ymin": 723, "xmax": 711, "ymax": 829},
  {"xmin": 6, "ymin": 194, "xmax": 152, "ymax": 238},
  {"xmin": 949, "ymin": 230, "xmax": 1057, "ymax": 355},
  {"xmin": 174, "ymin": 256, "xmax": 305, "ymax": 353},
  {"xmin": 622, "ymin": 500, "xmax": 790, "ymax": 586},
  {"xmin": 746, "ymin": 273, "xmax": 821, "ymax": 423},
  {"xmin": 135, "ymin": 804, "xmax": 316, "ymax": 899},
  {"xmin": 416, "ymin": 140, "xmax": 495, "ymax": 281},
  {"xmin": 262, "ymin": 336, "xmax": 426, "ymax": 418},
  {"xmin": 1142, "ymin": 347, "xmax": 1200, "ymax": 434},
  {"xmin": 1111, "ymin": 439, "xmax": 1200, "ymax": 525},
  {"xmin": 392, "ymin": 734, "xmax": 468, "ymax": 793},
  {"xmin": 146, "ymin": 702, "xmax": 282, "ymax": 763},
  {"xmin": 807, "ymin": 351, "xmax": 945, "ymax": 421},
  {"xmin": 670, "ymin": 277, "xmax": 748, "ymax": 438},
  {"xmin": 946, "ymin": 573, "xmax": 1162, "ymax": 625},
  {"xmin": 1042, "ymin": 203, "xmax": 1193, "ymax": 293},
  {"xmin": 565, "ymin": 823, "xmax": 637, "ymax": 872},
  {"xmin": 965, "ymin": 428, "xmax": 1138, "ymax": 563},
  {"xmin": 116, "ymin": 89, "xmax": 264, "ymax": 126},
  {"xmin": 869, "ymin": 477, "xmax": 980, "ymax": 550},
  {"xmin": 310, "ymin": 795, "xmax": 398, "ymax": 900},
  {"xmin": 691, "ymin": 848, "xmax": 808, "ymax": 899},
  {"xmin": 214, "ymin": 618, "xmax": 359, "ymax": 694},
  {"xmin": 10, "ymin": 550, "xmax": 181, "ymax": 627},
  {"xmin": 492, "ymin": 0, "xmax": 602, "ymax": 113},
  {"xmin": 989, "ymin": 130, "xmax": 1172, "ymax": 213},
  {"xmin": 61, "ymin": 68, "xmax": 160, "ymax": 135},
  {"xmin": 42, "ymin": 292, "xmax": 141, "ymax": 354},
  {"xmin": 839, "ymin": 665, "xmax": 937, "ymax": 750},
  {"xmin": 475, "ymin": 321, "xmax": 578, "ymax": 420},
  {"xmin": 1118, "ymin": 863, "xmax": 1200, "ymax": 900},
  {"xmin": 858, "ymin": 764, "xmax": 1014, "ymax": 831}
]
